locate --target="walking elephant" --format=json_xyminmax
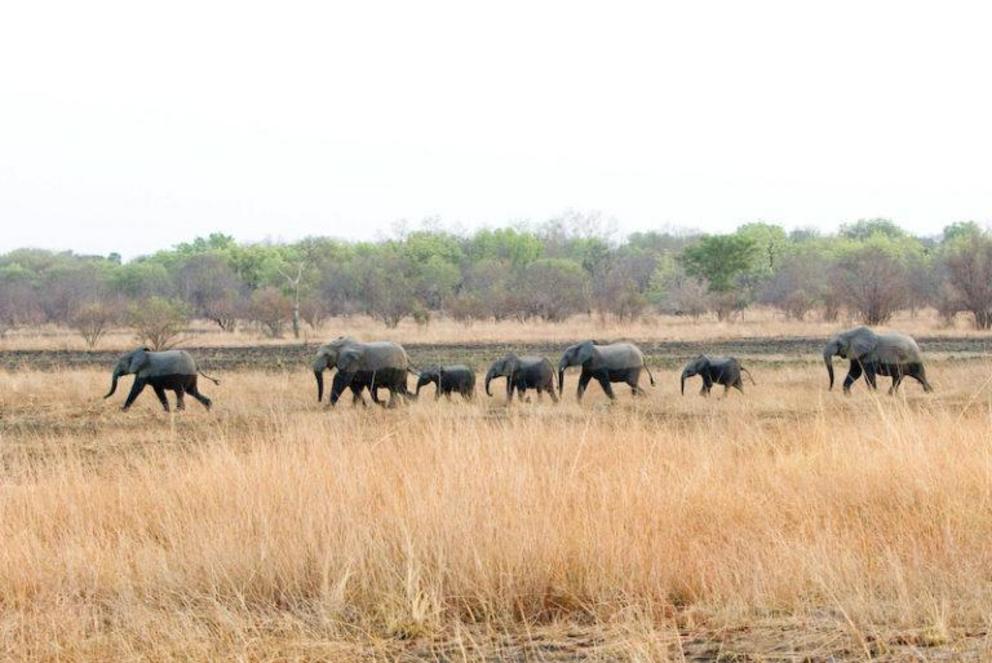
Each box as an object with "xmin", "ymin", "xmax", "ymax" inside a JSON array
[
  {"xmin": 313, "ymin": 336, "xmax": 414, "ymax": 407},
  {"xmin": 557, "ymin": 340, "xmax": 655, "ymax": 401},
  {"xmin": 823, "ymin": 326, "xmax": 933, "ymax": 394},
  {"xmin": 680, "ymin": 355, "xmax": 754, "ymax": 397},
  {"xmin": 415, "ymin": 364, "xmax": 476, "ymax": 400},
  {"xmin": 104, "ymin": 347, "xmax": 218, "ymax": 412},
  {"xmin": 485, "ymin": 354, "xmax": 558, "ymax": 403}
]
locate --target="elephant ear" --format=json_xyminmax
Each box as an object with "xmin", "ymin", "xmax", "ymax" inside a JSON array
[
  {"xmin": 337, "ymin": 348, "xmax": 364, "ymax": 373},
  {"xmin": 575, "ymin": 341, "xmax": 596, "ymax": 365},
  {"xmin": 845, "ymin": 329, "xmax": 878, "ymax": 360},
  {"xmin": 127, "ymin": 348, "xmax": 149, "ymax": 373}
]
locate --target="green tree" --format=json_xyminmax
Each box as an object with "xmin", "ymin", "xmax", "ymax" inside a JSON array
[{"xmin": 681, "ymin": 235, "xmax": 759, "ymax": 293}]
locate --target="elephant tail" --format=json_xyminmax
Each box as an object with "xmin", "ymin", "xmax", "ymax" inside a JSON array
[
  {"xmin": 407, "ymin": 366, "xmax": 421, "ymax": 377},
  {"xmin": 643, "ymin": 363, "xmax": 656, "ymax": 387},
  {"xmin": 741, "ymin": 366, "xmax": 756, "ymax": 385},
  {"xmin": 198, "ymin": 369, "xmax": 221, "ymax": 385}
]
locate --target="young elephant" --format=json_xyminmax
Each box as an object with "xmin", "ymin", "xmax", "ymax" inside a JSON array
[
  {"xmin": 415, "ymin": 364, "xmax": 476, "ymax": 400},
  {"xmin": 558, "ymin": 340, "xmax": 655, "ymax": 401},
  {"xmin": 330, "ymin": 370, "xmax": 377, "ymax": 407},
  {"xmin": 680, "ymin": 355, "xmax": 754, "ymax": 397},
  {"xmin": 485, "ymin": 354, "xmax": 558, "ymax": 403},
  {"xmin": 104, "ymin": 347, "xmax": 218, "ymax": 412}
]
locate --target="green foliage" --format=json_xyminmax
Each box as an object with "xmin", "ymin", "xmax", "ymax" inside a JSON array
[
  {"xmin": 839, "ymin": 218, "xmax": 906, "ymax": 241},
  {"xmin": 681, "ymin": 234, "xmax": 759, "ymax": 293}
]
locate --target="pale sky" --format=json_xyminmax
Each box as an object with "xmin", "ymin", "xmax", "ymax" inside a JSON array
[{"xmin": 1, "ymin": 1, "xmax": 991, "ymax": 258}]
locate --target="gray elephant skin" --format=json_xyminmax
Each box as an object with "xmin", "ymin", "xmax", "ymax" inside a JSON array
[
  {"xmin": 485, "ymin": 354, "xmax": 558, "ymax": 403},
  {"xmin": 416, "ymin": 364, "xmax": 476, "ymax": 400},
  {"xmin": 823, "ymin": 326, "xmax": 933, "ymax": 394},
  {"xmin": 104, "ymin": 347, "xmax": 218, "ymax": 411},
  {"xmin": 330, "ymin": 370, "xmax": 387, "ymax": 407},
  {"xmin": 680, "ymin": 355, "xmax": 754, "ymax": 396},
  {"xmin": 313, "ymin": 336, "xmax": 414, "ymax": 407},
  {"xmin": 558, "ymin": 340, "xmax": 655, "ymax": 401}
]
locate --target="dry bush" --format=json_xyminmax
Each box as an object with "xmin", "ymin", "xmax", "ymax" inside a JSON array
[
  {"xmin": 128, "ymin": 297, "xmax": 189, "ymax": 350},
  {"xmin": 1, "ymin": 362, "xmax": 991, "ymax": 659},
  {"xmin": 70, "ymin": 302, "xmax": 118, "ymax": 349}
]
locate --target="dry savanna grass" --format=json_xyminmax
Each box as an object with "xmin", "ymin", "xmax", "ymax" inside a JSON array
[
  {"xmin": 0, "ymin": 307, "xmax": 985, "ymax": 352},
  {"xmin": 3, "ymin": 357, "xmax": 992, "ymax": 660}
]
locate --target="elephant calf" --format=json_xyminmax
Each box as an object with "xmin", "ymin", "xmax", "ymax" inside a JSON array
[
  {"xmin": 485, "ymin": 354, "xmax": 558, "ymax": 403},
  {"xmin": 105, "ymin": 347, "xmax": 218, "ymax": 412},
  {"xmin": 680, "ymin": 355, "xmax": 754, "ymax": 397},
  {"xmin": 416, "ymin": 365, "xmax": 476, "ymax": 400}
]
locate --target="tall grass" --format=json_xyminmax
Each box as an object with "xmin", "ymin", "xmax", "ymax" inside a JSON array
[{"xmin": 2, "ymin": 364, "xmax": 991, "ymax": 659}]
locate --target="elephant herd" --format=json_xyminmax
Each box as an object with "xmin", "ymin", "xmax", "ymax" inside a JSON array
[{"xmin": 103, "ymin": 327, "xmax": 934, "ymax": 412}]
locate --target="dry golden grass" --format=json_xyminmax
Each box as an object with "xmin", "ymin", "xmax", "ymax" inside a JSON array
[
  {"xmin": 0, "ymin": 307, "xmax": 982, "ymax": 352},
  {"xmin": 3, "ymin": 358, "xmax": 992, "ymax": 660}
]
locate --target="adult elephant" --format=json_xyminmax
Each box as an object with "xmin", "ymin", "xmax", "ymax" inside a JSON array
[
  {"xmin": 104, "ymin": 347, "xmax": 218, "ymax": 412},
  {"xmin": 823, "ymin": 326, "xmax": 933, "ymax": 394},
  {"xmin": 313, "ymin": 336, "xmax": 414, "ymax": 407},
  {"xmin": 485, "ymin": 354, "xmax": 558, "ymax": 403},
  {"xmin": 557, "ymin": 340, "xmax": 655, "ymax": 401}
]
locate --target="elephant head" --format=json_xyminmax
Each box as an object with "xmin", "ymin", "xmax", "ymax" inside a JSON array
[
  {"xmin": 104, "ymin": 347, "xmax": 150, "ymax": 399},
  {"xmin": 415, "ymin": 365, "xmax": 440, "ymax": 396},
  {"xmin": 557, "ymin": 340, "xmax": 597, "ymax": 395},
  {"xmin": 485, "ymin": 354, "xmax": 520, "ymax": 397},
  {"xmin": 312, "ymin": 336, "xmax": 359, "ymax": 402},
  {"xmin": 823, "ymin": 326, "xmax": 878, "ymax": 390},
  {"xmin": 680, "ymin": 355, "xmax": 709, "ymax": 395}
]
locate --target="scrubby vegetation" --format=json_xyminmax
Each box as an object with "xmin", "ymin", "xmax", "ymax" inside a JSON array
[{"xmin": 3, "ymin": 216, "xmax": 992, "ymax": 346}]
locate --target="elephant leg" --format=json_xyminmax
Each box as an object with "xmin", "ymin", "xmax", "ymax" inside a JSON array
[
  {"xmin": 864, "ymin": 364, "xmax": 878, "ymax": 390},
  {"xmin": 842, "ymin": 362, "xmax": 863, "ymax": 394},
  {"xmin": 186, "ymin": 379, "xmax": 212, "ymax": 410},
  {"xmin": 122, "ymin": 378, "xmax": 147, "ymax": 411},
  {"xmin": 733, "ymin": 379, "xmax": 744, "ymax": 394},
  {"xmin": 889, "ymin": 373, "xmax": 905, "ymax": 395},
  {"xmin": 912, "ymin": 365, "xmax": 934, "ymax": 392},
  {"xmin": 352, "ymin": 390, "xmax": 368, "ymax": 407},
  {"xmin": 627, "ymin": 371, "xmax": 646, "ymax": 396},
  {"xmin": 576, "ymin": 372, "xmax": 592, "ymax": 401},
  {"xmin": 595, "ymin": 375, "xmax": 616, "ymax": 400},
  {"xmin": 699, "ymin": 385, "xmax": 709, "ymax": 397},
  {"xmin": 175, "ymin": 387, "xmax": 186, "ymax": 411},
  {"xmin": 152, "ymin": 384, "xmax": 170, "ymax": 412}
]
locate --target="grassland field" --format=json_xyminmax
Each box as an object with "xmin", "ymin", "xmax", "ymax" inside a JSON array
[{"xmin": 3, "ymin": 312, "xmax": 992, "ymax": 660}]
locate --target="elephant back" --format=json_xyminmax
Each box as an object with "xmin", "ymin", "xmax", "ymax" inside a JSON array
[
  {"xmin": 359, "ymin": 342, "xmax": 410, "ymax": 371},
  {"xmin": 595, "ymin": 343, "xmax": 645, "ymax": 369},
  {"xmin": 140, "ymin": 350, "xmax": 197, "ymax": 377},
  {"xmin": 874, "ymin": 333, "xmax": 924, "ymax": 364}
]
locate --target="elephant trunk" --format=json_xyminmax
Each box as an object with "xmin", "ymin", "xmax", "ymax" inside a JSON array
[
  {"xmin": 680, "ymin": 369, "xmax": 688, "ymax": 396},
  {"xmin": 484, "ymin": 368, "xmax": 495, "ymax": 397},
  {"xmin": 558, "ymin": 367, "xmax": 566, "ymax": 396},
  {"xmin": 314, "ymin": 369, "xmax": 324, "ymax": 402},
  {"xmin": 823, "ymin": 350, "xmax": 835, "ymax": 391},
  {"xmin": 104, "ymin": 370, "xmax": 121, "ymax": 399}
]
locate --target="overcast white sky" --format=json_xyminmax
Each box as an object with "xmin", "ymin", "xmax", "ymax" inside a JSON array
[{"xmin": 1, "ymin": 1, "xmax": 991, "ymax": 258}]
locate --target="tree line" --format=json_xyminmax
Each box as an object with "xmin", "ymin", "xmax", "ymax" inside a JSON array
[{"xmin": 1, "ymin": 215, "xmax": 991, "ymax": 348}]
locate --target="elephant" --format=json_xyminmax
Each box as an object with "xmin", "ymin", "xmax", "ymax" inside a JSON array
[
  {"xmin": 415, "ymin": 364, "xmax": 476, "ymax": 400},
  {"xmin": 330, "ymin": 370, "xmax": 382, "ymax": 407},
  {"xmin": 557, "ymin": 340, "xmax": 655, "ymax": 401},
  {"xmin": 680, "ymin": 355, "xmax": 754, "ymax": 396},
  {"xmin": 312, "ymin": 336, "xmax": 415, "ymax": 407},
  {"xmin": 104, "ymin": 347, "xmax": 218, "ymax": 412},
  {"xmin": 823, "ymin": 326, "xmax": 933, "ymax": 394},
  {"xmin": 485, "ymin": 354, "xmax": 558, "ymax": 403}
]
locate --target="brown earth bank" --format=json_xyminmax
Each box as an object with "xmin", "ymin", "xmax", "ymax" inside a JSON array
[{"xmin": 3, "ymin": 334, "xmax": 992, "ymax": 371}]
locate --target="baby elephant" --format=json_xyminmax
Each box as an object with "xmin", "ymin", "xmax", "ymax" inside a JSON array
[
  {"xmin": 680, "ymin": 355, "xmax": 754, "ymax": 397},
  {"xmin": 416, "ymin": 364, "xmax": 476, "ymax": 400},
  {"xmin": 104, "ymin": 347, "xmax": 219, "ymax": 412},
  {"xmin": 485, "ymin": 354, "xmax": 559, "ymax": 403}
]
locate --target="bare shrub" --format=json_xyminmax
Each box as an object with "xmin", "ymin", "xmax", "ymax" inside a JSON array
[
  {"xmin": 941, "ymin": 235, "xmax": 992, "ymax": 329},
  {"xmin": 831, "ymin": 243, "xmax": 909, "ymax": 325},
  {"xmin": 71, "ymin": 302, "xmax": 118, "ymax": 349},
  {"xmin": 128, "ymin": 297, "xmax": 189, "ymax": 350},
  {"xmin": 248, "ymin": 287, "xmax": 293, "ymax": 338}
]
